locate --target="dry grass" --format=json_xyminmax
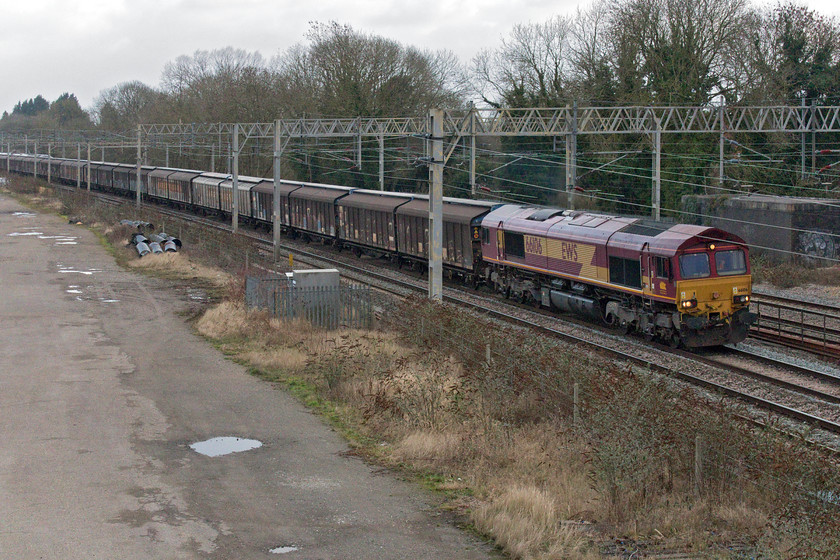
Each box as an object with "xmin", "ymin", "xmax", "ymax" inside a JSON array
[
  {"xmin": 190, "ymin": 299, "xmax": 607, "ymax": 558},
  {"xmin": 393, "ymin": 431, "xmax": 465, "ymax": 467},
  {"xmin": 195, "ymin": 301, "xmax": 255, "ymax": 340},
  {"xmin": 127, "ymin": 252, "xmax": 230, "ymax": 286},
  {"xmin": 473, "ymin": 484, "xmax": 599, "ymax": 560},
  {"xmin": 240, "ymin": 346, "xmax": 309, "ymax": 372}
]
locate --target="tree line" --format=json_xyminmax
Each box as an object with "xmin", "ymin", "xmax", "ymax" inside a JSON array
[{"xmin": 2, "ymin": 1, "xmax": 839, "ymax": 211}]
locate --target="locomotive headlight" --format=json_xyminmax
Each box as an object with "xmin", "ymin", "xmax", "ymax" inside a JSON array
[
  {"xmin": 733, "ymin": 294, "xmax": 750, "ymax": 304},
  {"xmin": 680, "ymin": 298, "xmax": 698, "ymax": 310}
]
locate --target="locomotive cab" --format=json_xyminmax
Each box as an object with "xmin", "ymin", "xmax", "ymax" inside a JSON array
[{"xmin": 674, "ymin": 241, "xmax": 757, "ymax": 347}]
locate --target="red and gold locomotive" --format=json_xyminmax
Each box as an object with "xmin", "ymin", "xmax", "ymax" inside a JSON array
[{"xmin": 479, "ymin": 205, "xmax": 756, "ymax": 348}]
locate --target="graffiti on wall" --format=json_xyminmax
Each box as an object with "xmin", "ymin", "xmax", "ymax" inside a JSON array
[{"xmin": 797, "ymin": 230, "xmax": 839, "ymax": 261}]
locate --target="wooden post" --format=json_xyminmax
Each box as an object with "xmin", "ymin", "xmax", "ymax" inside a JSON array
[
  {"xmin": 694, "ymin": 435, "xmax": 704, "ymax": 496},
  {"xmin": 573, "ymin": 382, "xmax": 580, "ymax": 427},
  {"xmin": 485, "ymin": 344, "xmax": 491, "ymax": 366}
]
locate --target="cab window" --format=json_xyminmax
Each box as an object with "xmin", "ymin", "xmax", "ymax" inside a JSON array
[
  {"xmin": 655, "ymin": 257, "xmax": 671, "ymax": 279},
  {"xmin": 715, "ymin": 249, "xmax": 747, "ymax": 276},
  {"xmin": 679, "ymin": 253, "xmax": 710, "ymax": 279}
]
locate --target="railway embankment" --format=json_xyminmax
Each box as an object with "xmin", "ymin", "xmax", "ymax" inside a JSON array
[{"xmin": 5, "ymin": 174, "xmax": 840, "ymax": 559}]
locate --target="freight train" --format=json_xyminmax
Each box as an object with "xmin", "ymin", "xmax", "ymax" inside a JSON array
[{"xmin": 1, "ymin": 152, "xmax": 757, "ymax": 348}]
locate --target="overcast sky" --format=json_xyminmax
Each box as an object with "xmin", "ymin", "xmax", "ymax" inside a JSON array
[{"xmin": 2, "ymin": 0, "xmax": 839, "ymax": 115}]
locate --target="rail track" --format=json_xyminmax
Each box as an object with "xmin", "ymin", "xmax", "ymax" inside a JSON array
[
  {"xmin": 43, "ymin": 184, "xmax": 840, "ymax": 446},
  {"xmin": 750, "ymin": 292, "xmax": 840, "ymax": 360}
]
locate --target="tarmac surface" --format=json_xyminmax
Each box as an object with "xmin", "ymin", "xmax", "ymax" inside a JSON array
[{"xmin": 0, "ymin": 192, "xmax": 494, "ymax": 559}]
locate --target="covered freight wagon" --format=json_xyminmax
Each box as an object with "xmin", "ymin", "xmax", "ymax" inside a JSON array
[
  {"xmin": 288, "ymin": 183, "xmax": 352, "ymax": 239},
  {"xmin": 337, "ymin": 190, "xmax": 413, "ymax": 253},
  {"xmin": 396, "ymin": 196, "xmax": 496, "ymax": 271}
]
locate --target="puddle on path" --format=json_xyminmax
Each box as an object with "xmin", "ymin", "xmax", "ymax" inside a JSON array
[
  {"xmin": 99, "ymin": 299, "xmax": 120, "ymax": 303},
  {"xmin": 41, "ymin": 235, "xmax": 79, "ymax": 245},
  {"xmin": 8, "ymin": 231, "xmax": 43, "ymax": 236},
  {"xmin": 187, "ymin": 288, "xmax": 207, "ymax": 302},
  {"xmin": 12, "ymin": 211, "xmax": 36, "ymax": 218},
  {"xmin": 66, "ymin": 289, "xmax": 83, "ymax": 294},
  {"xmin": 269, "ymin": 546, "xmax": 299, "ymax": 554},
  {"xmin": 189, "ymin": 437, "xmax": 263, "ymax": 457},
  {"xmin": 58, "ymin": 264, "xmax": 99, "ymax": 276}
]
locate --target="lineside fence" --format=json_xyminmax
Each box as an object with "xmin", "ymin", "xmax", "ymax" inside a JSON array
[{"xmin": 245, "ymin": 275, "xmax": 373, "ymax": 330}]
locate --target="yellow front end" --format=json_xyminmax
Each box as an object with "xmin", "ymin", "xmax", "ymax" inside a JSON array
[{"xmin": 676, "ymin": 275, "xmax": 754, "ymax": 346}]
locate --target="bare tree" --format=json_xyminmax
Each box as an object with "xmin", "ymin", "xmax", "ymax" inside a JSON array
[
  {"xmin": 92, "ymin": 81, "xmax": 163, "ymax": 130},
  {"xmin": 609, "ymin": 0, "xmax": 748, "ymax": 104},
  {"xmin": 271, "ymin": 22, "xmax": 467, "ymax": 117},
  {"xmin": 734, "ymin": 2, "xmax": 840, "ymax": 103},
  {"xmin": 567, "ymin": 1, "xmax": 617, "ymax": 104},
  {"xmin": 472, "ymin": 16, "xmax": 573, "ymax": 107},
  {"xmin": 160, "ymin": 47, "xmax": 277, "ymax": 122}
]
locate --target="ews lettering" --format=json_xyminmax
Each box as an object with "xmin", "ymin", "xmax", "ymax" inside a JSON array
[{"xmin": 561, "ymin": 242, "xmax": 578, "ymax": 262}]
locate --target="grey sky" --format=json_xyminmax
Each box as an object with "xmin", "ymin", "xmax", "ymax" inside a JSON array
[{"xmin": 2, "ymin": 0, "xmax": 839, "ymax": 115}]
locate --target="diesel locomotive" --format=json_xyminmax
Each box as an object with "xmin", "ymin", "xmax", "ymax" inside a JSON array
[{"xmin": 2, "ymin": 152, "xmax": 756, "ymax": 347}]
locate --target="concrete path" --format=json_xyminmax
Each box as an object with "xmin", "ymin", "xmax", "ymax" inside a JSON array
[{"xmin": 0, "ymin": 193, "xmax": 494, "ymax": 559}]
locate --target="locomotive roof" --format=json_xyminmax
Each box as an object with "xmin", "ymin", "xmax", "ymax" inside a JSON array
[{"xmin": 484, "ymin": 204, "xmax": 746, "ymax": 254}]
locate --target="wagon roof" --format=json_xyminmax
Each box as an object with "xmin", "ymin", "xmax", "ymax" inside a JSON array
[
  {"xmin": 251, "ymin": 179, "xmax": 275, "ymax": 193},
  {"xmin": 338, "ymin": 190, "xmax": 413, "ymax": 212},
  {"xmin": 220, "ymin": 175, "xmax": 261, "ymax": 190},
  {"xmin": 149, "ymin": 168, "xmax": 179, "ymax": 178},
  {"xmin": 252, "ymin": 180, "xmax": 303, "ymax": 196},
  {"xmin": 289, "ymin": 185, "xmax": 353, "ymax": 202},
  {"xmin": 168, "ymin": 171, "xmax": 202, "ymax": 182},
  {"xmin": 112, "ymin": 163, "xmax": 155, "ymax": 173},
  {"xmin": 397, "ymin": 197, "xmax": 497, "ymax": 224},
  {"xmin": 194, "ymin": 174, "xmax": 227, "ymax": 186}
]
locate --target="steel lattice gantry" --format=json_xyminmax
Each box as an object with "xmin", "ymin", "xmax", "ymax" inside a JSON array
[{"xmin": 5, "ymin": 104, "xmax": 840, "ymax": 301}]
